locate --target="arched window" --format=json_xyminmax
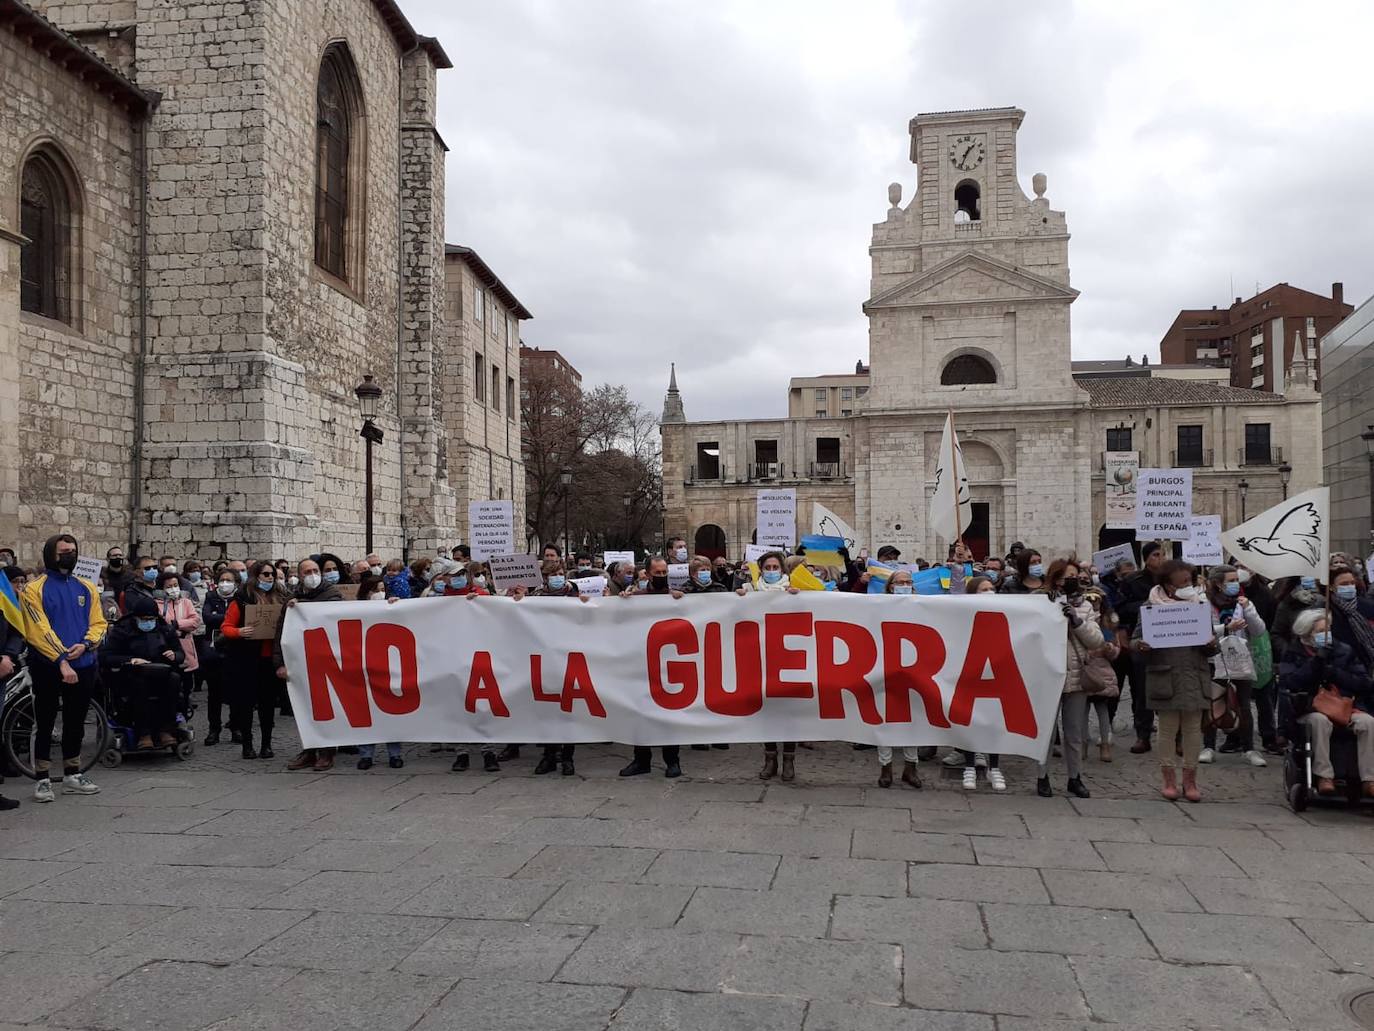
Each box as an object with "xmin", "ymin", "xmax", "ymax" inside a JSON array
[
  {"xmin": 954, "ymin": 178, "xmax": 981, "ymax": 222},
  {"xmin": 315, "ymin": 43, "xmax": 364, "ymax": 282},
  {"xmin": 941, "ymin": 354, "xmax": 997, "ymax": 385},
  {"xmin": 19, "ymin": 150, "xmax": 75, "ymax": 323}
]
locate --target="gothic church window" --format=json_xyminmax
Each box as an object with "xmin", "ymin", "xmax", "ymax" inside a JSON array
[
  {"xmin": 940, "ymin": 354, "xmax": 997, "ymax": 385},
  {"xmin": 315, "ymin": 43, "xmax": 365, "ymax": 283},
  {"xmin": 20, "ymin": 149, "xmax": 76, "ymax": 324}
]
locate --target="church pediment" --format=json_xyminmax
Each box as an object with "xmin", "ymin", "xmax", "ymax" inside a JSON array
[{"xmin": 864, "ymin": 253, "xmax": 1079, "ymax": 311}]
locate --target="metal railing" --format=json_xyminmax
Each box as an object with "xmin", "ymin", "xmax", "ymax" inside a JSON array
[
  {"xmin": 1239, "ymin": 445, "xmax": 1283, "ymax": 467},
  {"xmin": 750, "ymin": 462, "xmax": 781, "ymax": 481},
  {"xmin": 1170, "ymin": 449, "xmax": 1213, "ymax": 469}
]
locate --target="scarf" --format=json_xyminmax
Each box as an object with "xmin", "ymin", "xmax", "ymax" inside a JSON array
[{"xmin": 1332, "ymin": 593, "xmax": 1374, "ymax": 667}]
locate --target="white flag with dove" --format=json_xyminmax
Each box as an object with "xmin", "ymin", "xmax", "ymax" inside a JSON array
[
  {"xmin": 1220, "ymin": 485, "xmax": 1330, "ymax": 583},
  {"xmin": 929, "ymin": 412, "xmax": 972, "ymax": 543}
]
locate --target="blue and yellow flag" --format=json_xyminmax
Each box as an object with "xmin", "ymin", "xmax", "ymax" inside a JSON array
[{"xmin": 0, "ymin": 573, "xmax": 23, "ymax": 633}]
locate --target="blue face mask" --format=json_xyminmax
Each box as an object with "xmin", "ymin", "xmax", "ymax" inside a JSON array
[
  {"xmin": 451, "ymin": 576, "xmax": 468, "ymax": 591},
  {"xmin": 823, "ymin": 580, "xmax": 837, "ymax": 591},
  {"xmin": 893, "ymin": 585, "xmax": 914, "ymax": 596},
  {"xmin": 323, "ymin": 570, "xmax": 340, "ymax": 585},
  {"xmin": 1028, "ymin": 563, "xmax": 1045, "ymax": 579},
  {"xmin": 637, "ymin": 579, "xmax": 649, "ymax": 591},
  {"xmin": 1312, "ymin": 631, "xmax": 1333, "ymax": 648},
  {"xmin": 142, "ymin": 567, "xmax": 158, "ymax": 583},
  {"xmin": 136, "ymin": 617, "xmax": 158, "ymax": 632},
  {"xmin": 548, "ymin": 575, "xmax": 566, "ymax": 591},
  {"xmin": 695, "ymin": 571, "xmax": 712, "ymax": 585},
  {"xmin": 256, "ymin": 579, "xmax": 274, "ymax": 592},
  {"xmin": 238, "ymin": 570, "xmax": 249, "ymax": 583},
  {"xmin": 1223, "ymin": 582, "xmax": 1241, "ymax": 597},
  {"xmin": 1300, "ymin": 577, "xmax": 1316, "ymax": 590},
  {"xmin": 188, "ymin": 572, "xmax": 202, "ymax": 584},
  {"xmin": 762, "ymin": 570, "xmax": 782, "ymax": 584},
  {"xmin": 1335, "ymin": 585, "xmax": 1358, "ymax": 602}
]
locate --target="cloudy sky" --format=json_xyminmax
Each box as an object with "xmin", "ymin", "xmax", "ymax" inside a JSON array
[{"xmin": 416, "ymin": 0, "xmax": 1374, "ymax": 421}]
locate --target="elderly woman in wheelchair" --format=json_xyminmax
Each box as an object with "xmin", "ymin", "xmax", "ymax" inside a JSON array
[{"xmin": 100, "ymin": 594, "xmax": 185, "ymax": 751}]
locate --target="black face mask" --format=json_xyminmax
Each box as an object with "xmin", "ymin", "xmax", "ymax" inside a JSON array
[
  {"xmin": 650, "ymin": 574, "xmax": 669, "ymax": 591},
  {"xmin": 108, "ymin": 558, "xmax": 124, "ymax": 569},
  {"xmin": 55, "ymin": 553, "xmax": 78, "ymax": 572}
]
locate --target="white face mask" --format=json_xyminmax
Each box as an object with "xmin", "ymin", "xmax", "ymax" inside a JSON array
[
  {"xmin": 164, "ymin": 587, "xmax": 181, "ymax": 600},
  {"xmin": 302, "ymin": 573, "xmax": 321, "ymax": 591},
  {"xmin": 288, "ymin": 575, "xmax": 300, "ymax": 587},
  {"xmin": 216, "ymin": 582, "xmax": 237, "ymax": 597},
  {"xmin": 1236, "ymin": 569, "xmax": 1252, "ymax": 585},
  {"xmin": 1174, "ymin": 585, "xmax": 1199, "ymax": 601},
  {"xmin": 369, "ymin": 565, "xmax": 382, "ymax": 577}
]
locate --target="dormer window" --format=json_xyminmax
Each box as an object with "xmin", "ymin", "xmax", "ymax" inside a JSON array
[{"xmin": 954, "ymin": 179, "xmax": 981, "ymax": 222}]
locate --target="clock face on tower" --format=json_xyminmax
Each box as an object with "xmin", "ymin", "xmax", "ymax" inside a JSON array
[{"xmin": 948, "ymin": 134, "xmax": 986, "ymax": 172}]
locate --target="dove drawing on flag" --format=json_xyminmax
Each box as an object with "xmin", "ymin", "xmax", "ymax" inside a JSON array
[{"xmin": 1219, "ymin": 485, "xmax": 1330, "ymax": 584}]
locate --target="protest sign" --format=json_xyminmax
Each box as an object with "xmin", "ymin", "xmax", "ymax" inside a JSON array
[
  {"xmin": 1141, "ymin": 602, "xmax": 1213, "ymax": 648},
  {"xmin": 1104, "ymin": 451, "xmax": 1139, "ymax": 530},
  {"xmin": 1090, "ymin": 543, "xmax": 1136, "ymax": 575},
  {"xmin": 756, "ymin": 489, "xmax": 796, "ymax": 549},
  {"xmin": 1182, "ymin": 516, "xmax": 1223, "ymax": 565},
  {"xmin": 488, "ymin": 554, "xmax": 543, "ymax": 593},
  {"xmin": 667, "ymin": 563, "xmax": 690, "ymax": 589},
  {"xmin": 281, "ymin": 591, "xmax": 1069, "ymax": 758},
  {"xmin": 73, "ymin": 556, "xmax": 105, "ymax": 585},
  {"xmin": 602, "ymin": 551, "xmax": 635, "ymax": 570},
  {"xmin": 335, "ymin": 584, "xmax": 360, "ymax": 601},
  {"xmin": 468, "ymin": 501, "xmax": 515, "ymax": 560},
  {"xmin": 574, "ymin": 575, "xmax": 607, "ymax": 597},
  {"xmin": 1220, "ymin": 486, "xmax": 1330, "ymax": 584},
  {"xmin": 744, "ymin": 544, "xmax": 772, "ymax": 565},
  {"xmin": 250, "ymin": 600, "xmax": 285, "ymax": 635},
  {"xmin": 1136, "ymin": 469, "xmax": 1193, "ymax": 538}
]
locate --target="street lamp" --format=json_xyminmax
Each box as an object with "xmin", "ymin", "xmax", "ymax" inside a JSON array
[
  {"xmin": 560, "ymin": 465, "xmax": 573, "ymax": 557},
  {"xmin": 353, "ymin": 375, "xmax": 385, "ymax": 554},
  {"xmin": 622, "ymin": 493, "xmax": 632, "ymax": 549},
  {"xmin": 1238, "ymin": 479, "xmax": 1249, "ymax": 522},
  {"xmin": 1361, "ymin": 425, "xmax": 1374, "ymax": 549},
  {"xmin": 1277, "ymin": 461, "xmax": 1292, "ymax": 501}
]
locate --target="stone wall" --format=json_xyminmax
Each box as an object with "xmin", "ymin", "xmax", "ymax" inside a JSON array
[{"xmin": 0, "ymin": 25, "xmax": 140, "ymax": 558}]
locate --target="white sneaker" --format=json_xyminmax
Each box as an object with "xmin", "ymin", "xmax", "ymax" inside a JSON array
[
  {"xmin": 1244, "ymin": 750, "xmax": 1268, "ymax": 768},
  {"xmin": 942, "ymin": 750, "xmax": 964, "ymax": 767},
  {"xmin": 61, "ymin": 772, "xmax": 100, "ymax": 795},
  {"xmin": 974, "ymin": 752, "xmax": 989, "ymax": 769},
  {"xmin": 962, "ymin": 767, "xmax": 978, "ymax": 790},
  {"xmin": 1197, "ymin": 748, "xmax": 1216, "ymax": 764},
  {"xmin": 33, "ymin": 778, "xmax": 55, "ymax": 803},
  {"xmin": 988, "ymin": 768, "xmax": 1007, "ymax": 792}
]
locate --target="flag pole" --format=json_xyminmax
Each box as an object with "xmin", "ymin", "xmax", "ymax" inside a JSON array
[{"xmin": 948, "ymin": 407, "xmax": 965, "ymax": 559}]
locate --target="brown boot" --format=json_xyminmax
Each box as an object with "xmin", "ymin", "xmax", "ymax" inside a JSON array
[
  {"xmin": 1181, "ymin": 767, "xmax": 1202, "ymax": 803},
  {"xmin": 1099, "ymin": 742, "xmax": 1113, "ymax": 763},
  {"xmin": 287, "ymin": 750, "xmax": 316, "ymax": 771},
  {"xmin": 877, "ymin": 762, "xmax": 893, "ymax": 788},
  {"xmin": 1316, "ymin": 776, "xmax": 1337, "ymax": 795},
  {"xmin": 313, "ymin": 749, "xmax": 335, "ymax": 772},
  {"xmin": 1160, "ymin": 766, "xmax": 1179, "ymax": 801},
  {"xmin": 901, "ymin": 761, "xmax": 922, "ymax": 789},
  {"xmin": 136, "ymin": 734, "xmax": 154, "ymax": 750},
  {"xmin": 780, "ymin": 754, "xmax": 796, "ymax": 782},
  {"xmin": 157, "ymin": 731, "xmax": 177, "ymax": 747},
  {"xmin": 758, "ymin": 753, "xmax": 778, "ymax": 780},
  {"xmin": 1363, "ymin": 782, "xmax": 1374, "ymax": 799}
]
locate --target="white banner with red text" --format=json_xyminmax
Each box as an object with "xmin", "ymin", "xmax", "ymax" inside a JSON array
[{"xmin": 279, "ymin": 592, "xmax": 1069, "ymax": 759}]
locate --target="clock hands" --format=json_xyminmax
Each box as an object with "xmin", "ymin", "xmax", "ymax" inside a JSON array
[{"xmin": 961, "ymin": 144, "xmax": 976, "ymax": 164}]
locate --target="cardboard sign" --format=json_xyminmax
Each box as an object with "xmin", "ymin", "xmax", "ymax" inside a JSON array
[
  {"xmin": 1181, "ymin": 516, "xmax": 1223, "ymax": 565},
  {"xmin": 1090, "ymin": 543, "xmax": 1136, "ymax": 575},
  {"xmin": 73, "ymin": 556, "xmax": 105, "ymax": 584},
  {"xmin": 468, "ymin": 500, "xmax": 515, "ymax": 561},
  {"xmin": 488, "ymin": 553, "xmax": 543, "ymax": 593},
  {"xmin": 1136, "ymin": 469, "xmax": 1193, "ymax": 538},
  {"xmin": 1141, "ymin": 602, "xmax": 1213, "ymax": 648},
  {"xmin": 250, "ymin": 600, "xmax": 285, "ymax": 635},
  {"xmin": 744, "ymin": 544, "xmax": 772, "ymax": 565},
  {"xmin": 1104, "ymin": 451, "xmax": 1139, "ymax": 530},
  {"xmin": 602, "ymin": 551, "xmax": 635, "ymax": 570},
  {"xmin": 756, "ymin": 489, "xmax": 796, "ymax": 549},
  {"xmin": 334, "ymin": 583, "xmax": 360, "ymax": 601},
  {"xmin": 574, "ymin": 575, "xmax": 608, "ymax": 597},
  {"xmin": 667, "ymin": 563, "xmax": 690, "ymax": 589}
]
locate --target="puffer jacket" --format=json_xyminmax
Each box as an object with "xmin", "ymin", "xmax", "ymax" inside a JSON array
[
  {"xmin": 1131, "ymin": 587, "xmax": 1214, "ymax": 711},
  {"xmin": 1055, "ymin": 596, "xmax": 1106, "ymax": 695}
]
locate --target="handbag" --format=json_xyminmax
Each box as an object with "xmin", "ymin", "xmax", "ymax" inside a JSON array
[
  {"xmin": 1311, "ymin": 685, "xmax": 1355, "ymax": 728},
  {"xmin": 1249, "ymin": 631, "xmax": 1274, "ymax": 689},
  {"xmin": 1203, "ymin": 679, "xmax": 1240, "ymax": 732},
  {"xmin": 1082, "ymin": 652, "xmax": 1119, "ymax": 698},
  {"xmin": 1212, "ymin": 634, "xmax": 1255, "ymax": 682}
]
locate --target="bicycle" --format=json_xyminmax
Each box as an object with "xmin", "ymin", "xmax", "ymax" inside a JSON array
[{"xmin": 1, "ymin": 664, "xmax": 112, "ymax": 779}]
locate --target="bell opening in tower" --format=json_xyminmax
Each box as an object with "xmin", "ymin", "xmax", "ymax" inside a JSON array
[{"xmin": 954, "ymin": 179, "xmax": 981, "ymax": 222}]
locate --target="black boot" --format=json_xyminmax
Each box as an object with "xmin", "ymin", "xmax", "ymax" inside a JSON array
[
  {"xmin": 258, "ymin": 733, "xmax": 274, "ymax": 760},
  {"xmin": 534, "ymin": 751, "xmax": 558, "ymax": 775},
  {"xmin": 1066, "ymin": 777, "xmax": 1090, "ymax": 799},
  {"xmin": 561, "ymin": 760, "xmax": 575, "ymax": 776},
  {"xmin": 1036, "ymin": 776, "xmax": 1053, "ymax": 798},
  {"xmin": 619, "ymin": 758, "xmax": 651, "ymax": 777},
  {"xmin": 496, "ymin": 744, "xmax": 520, "ymax": 761},
  {"xmin": 451, "ymin": 753, "xmax": 469, "ymax": 772},
  {"xmin": 241, "ymin": 736, "xmax": 257, "ymax": 760},
  {"xmin": 483, "ymin": 751, "xmax": 500, "ymax": 773},
  {"xmin": 205, "ymin": 729, "xmax": 220, "ymax": 746}
]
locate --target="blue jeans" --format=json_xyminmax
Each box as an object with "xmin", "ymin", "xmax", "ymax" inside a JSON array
[{"xmin": 358, "ymin": 742, "xmax": 401, "ymax": 760}]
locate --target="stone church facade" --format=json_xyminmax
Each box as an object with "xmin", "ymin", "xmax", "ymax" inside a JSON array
[
  {"xmin": 662, "ymin": 107, "xmax": 1322, "ymax": 562},
  {"xmin": 0, "ymin": 0, "xmax": 527, "ymax": 560}
]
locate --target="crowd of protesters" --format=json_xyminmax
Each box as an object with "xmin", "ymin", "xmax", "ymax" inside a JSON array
[{"xmin": 1, "ymin": 532, "xmax": 1371, "ymax": 813}]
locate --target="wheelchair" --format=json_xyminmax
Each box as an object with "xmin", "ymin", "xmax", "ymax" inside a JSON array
[
  {"xmin": 99, "ymin": 661, "xmax": 196, "ymax": 766},
  {"xmin": 1279, "ymin": 684, "xmax": 1373, "ymax": 812}
]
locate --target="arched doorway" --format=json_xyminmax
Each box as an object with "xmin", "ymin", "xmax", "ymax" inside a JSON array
[
  {"xmin": 1096, "ymin": 525, "xmax": 1138, "ymax": 558},
  {"xmin": 694, "ymin": 524, "xmax": 727, "ymax": 561}
]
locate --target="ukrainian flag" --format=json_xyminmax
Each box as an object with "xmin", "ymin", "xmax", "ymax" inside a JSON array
[{"xmin": 0, "ymin": 572, "xmax": 22, "ymax": 634}]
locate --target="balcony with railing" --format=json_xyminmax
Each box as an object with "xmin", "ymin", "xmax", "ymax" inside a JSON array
[
  {"xmin": 688, "ymin": 464, "xmax": 726, "ymax": 482},
  {"xmin": 1170, "ymin": 449, "xmax": 1214, "ymax": 469},
  {"xmin": 750, "ymin": 462, "xmax": 782, "ymax": 481},
  {"xmin": 1239, "ymin": 445, "xmax": 1284, "ymax": 467},
  {"xmin": 810, "ymin": 461, "xmax": 846, "ymax": 479}
]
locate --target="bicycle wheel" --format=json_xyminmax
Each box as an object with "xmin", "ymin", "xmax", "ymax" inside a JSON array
[{"xmin": 0, "ymin": 692, "xmax": 111, "ymax": 779}]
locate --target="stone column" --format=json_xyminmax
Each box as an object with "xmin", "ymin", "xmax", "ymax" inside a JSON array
[{"xmin": 0, "ymin": 232, "xmax": 21, "ymax": 546}]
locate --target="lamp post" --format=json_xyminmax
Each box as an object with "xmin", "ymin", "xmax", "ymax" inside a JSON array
[
  {"xmin": 1238, "ymin": 478, "xmax": 1249, "ymax": 523},
  {"xmin": 1361, "ymin": 425, "xmax": 1374, "ymax": 550},
  {"xmin": 1277, "ymin": 461, "xmax": 1292, "ymax": 501},
  {"xmin": 353, "ymin": 375, "xmax": 384, "ymax": 554},
  {"xmin": 622, "ymin": 492, "xmax": 632, "ymax": 550},
  {"xmin": 560, "ymin": 465, "xmax": 573, "ymax": 558}
]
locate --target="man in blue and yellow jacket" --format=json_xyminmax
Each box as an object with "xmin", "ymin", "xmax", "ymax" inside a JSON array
[{"xmin": 20, "ymin": 533, "xmax": 106, "ymax": 800}]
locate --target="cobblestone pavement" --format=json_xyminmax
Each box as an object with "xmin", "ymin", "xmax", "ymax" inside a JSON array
[{"xmin": 3, "ymin": 713, "xmax": 1373, "ymax": 1031}]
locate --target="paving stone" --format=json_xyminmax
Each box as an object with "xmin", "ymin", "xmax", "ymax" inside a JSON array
[
  {"xmin": 981, "ymin": 902, "xmax": 1155, "ymax": 958},
  {"xmin": 1067, "ymin": 798, "xmax": 1191, "ymax": 821},
  {"xmin": 246, "ymin": 910, "xmax": 450, "ymax": 972},
  {"xmin": 1223, "ymin": 844, "xmax": 1374, "ymax": 884},
  {"xmin": 95, "ymin": 906, "xmax": 310, "ymax": 963},
  {"xmin": 1183, "ymin": 874, "xmax": 1362, "ymax": 919},
  {"xmin": 534, "ymin": 880, "xmax": 694, "ymax": 929},
  {"xmin": 1021, "ymin": 814, "xmax": 1149, "ymax": 842},
  {"xmin": 395, "ymin": 874, "xmax": 560, "ymax": 920},
  {"xmin": 502, "ymin": 816, "xmax": 640, "ymax": 845},
  {"xmin": 642, "ymin": 848, "xmax": 779, "ymax": 889},
  {"xmin": 676, "ymin": 887, "xmax": 831, "ymax": 938},
  {"xmin": 772, "ymin": 856, "xmax": 907, "ymax": 897},
  {"xmin": 1267, "ymin": 825, "xmax": 1374, "ymax": 854},
  {"xmin": 1294, "ymin": 918, "xmax": 1374, "ymax": 972},
  {"xmin": 237, "ymin": 969, "xmax": 459, "ymax": 1031},
  {"xmin": 802, "ymin": 804, "xmax": 911, "ymax": 831},
  {"xmin": 181, "ymin": 809, "xmax": 326, "ymax": 838},
  {"xmin": 0, "ymin": 858, "xmax": 80, "ymax": 897},
  {"xmin": 282, "ymin": 837, "xmax": 431, "ymax": 872},
  {"xmin": 851, "ymin": 830, "xmax": 975, "ymax": 864},
  {"xmin": 1175, "ymin": 802, "xmax": 1311, "ymax": 828},
  {"xmin": 1040, "ymin": 869, "xmax": 1200, "ymax": 912},
  {"xmin": 48, "ymin": 959, "xmax": 299, "ymax": 1030},
  {"xmin": 12, "ymin": 861, "xmax": 312, "ymax": 908},
  {"xmin": 409, "ymin": 839, "xmax": 545, "ymax": 877},
  {"xmin": 970, "ymin": 837, "xmax": 1105, "ymax": 871},
  {"xmin": 46, "ymin": 831, "xmax": 207, "ymax": 866},
  {"xmin": 1135, "ymin": 820, "xmax": 1282, "ymax": 850},
  {"xmin": 1072, "ymin": 955, "xmax": 1291, "ymax": 1027},
  {"xmin": 1134, "ymin": 910, "xmax": 1332, "ymax": 968},
  {"xmin": 804, "ymin": 1000, "xmax": 994, "ymax": 1030},
  {"xmin": 902, "ymin": 942, "xmax": 1087, "ymax": 1019},
  {"xmin": 0, "ymin": 829, "xmax": 101, "ymax": 860},
  {"xmin": 514, "ymin": 844, "xmax": 658, "ymax": 883},
  {"xmin": 0, "ymin": 951, "xmax": 137, "ymax": 1023},
  {"xmin": 831, "ymin": 895, "xmax": 986, "ymax": 950},
  {"xmin": 907, "ymin": 863, "xmax": 1049, "ymax": 904},
  {"xmin": 0, "ymin": 899, "xmax": 177, "ymax": 954},
  {"xmin": 1094, "ymin": 841, "xmax": 1244, "ymax": 877},
  {"xmin": 693, "ymin": 800, "xmax": 806, "ymax": 826},
  {"xmin": 556, "ymin": 927, "xmax": 739, "ymax": 991},
  {"xmin": 1326, "ymin": 881, "xmax": 1374, "ymax": 921},
  {"xmin": 168, "ymin": 835, "xmax": 323, "ymax": 868},
  {"xmin": 1251, "ymin": 963, "xmax": 1374, "ymax": 1031},
  {"xmin": 861, "ymin": 786, "xmax": 971, "ymax": 810},
  {"xmin": 908, "ymin": 810, "xmax": 1028, "ymax": 837},
  {"xmin": 270, "ymin": 868, "xmax": 444, "ymax": 914},
  {"xmin": 412, "ymin": 977, "xmax": 624, "ymax": 1031},
  {"xmin": 398, "ymin": 918, "xmax": 591, "ymax": 980},
  {"xmin": 609, "ymin": 987, "xmax": 807, "ymax": 1030},
  {"xmin": 726, "ymin": 934, "xmax": 902, "ymax": 1003}
]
